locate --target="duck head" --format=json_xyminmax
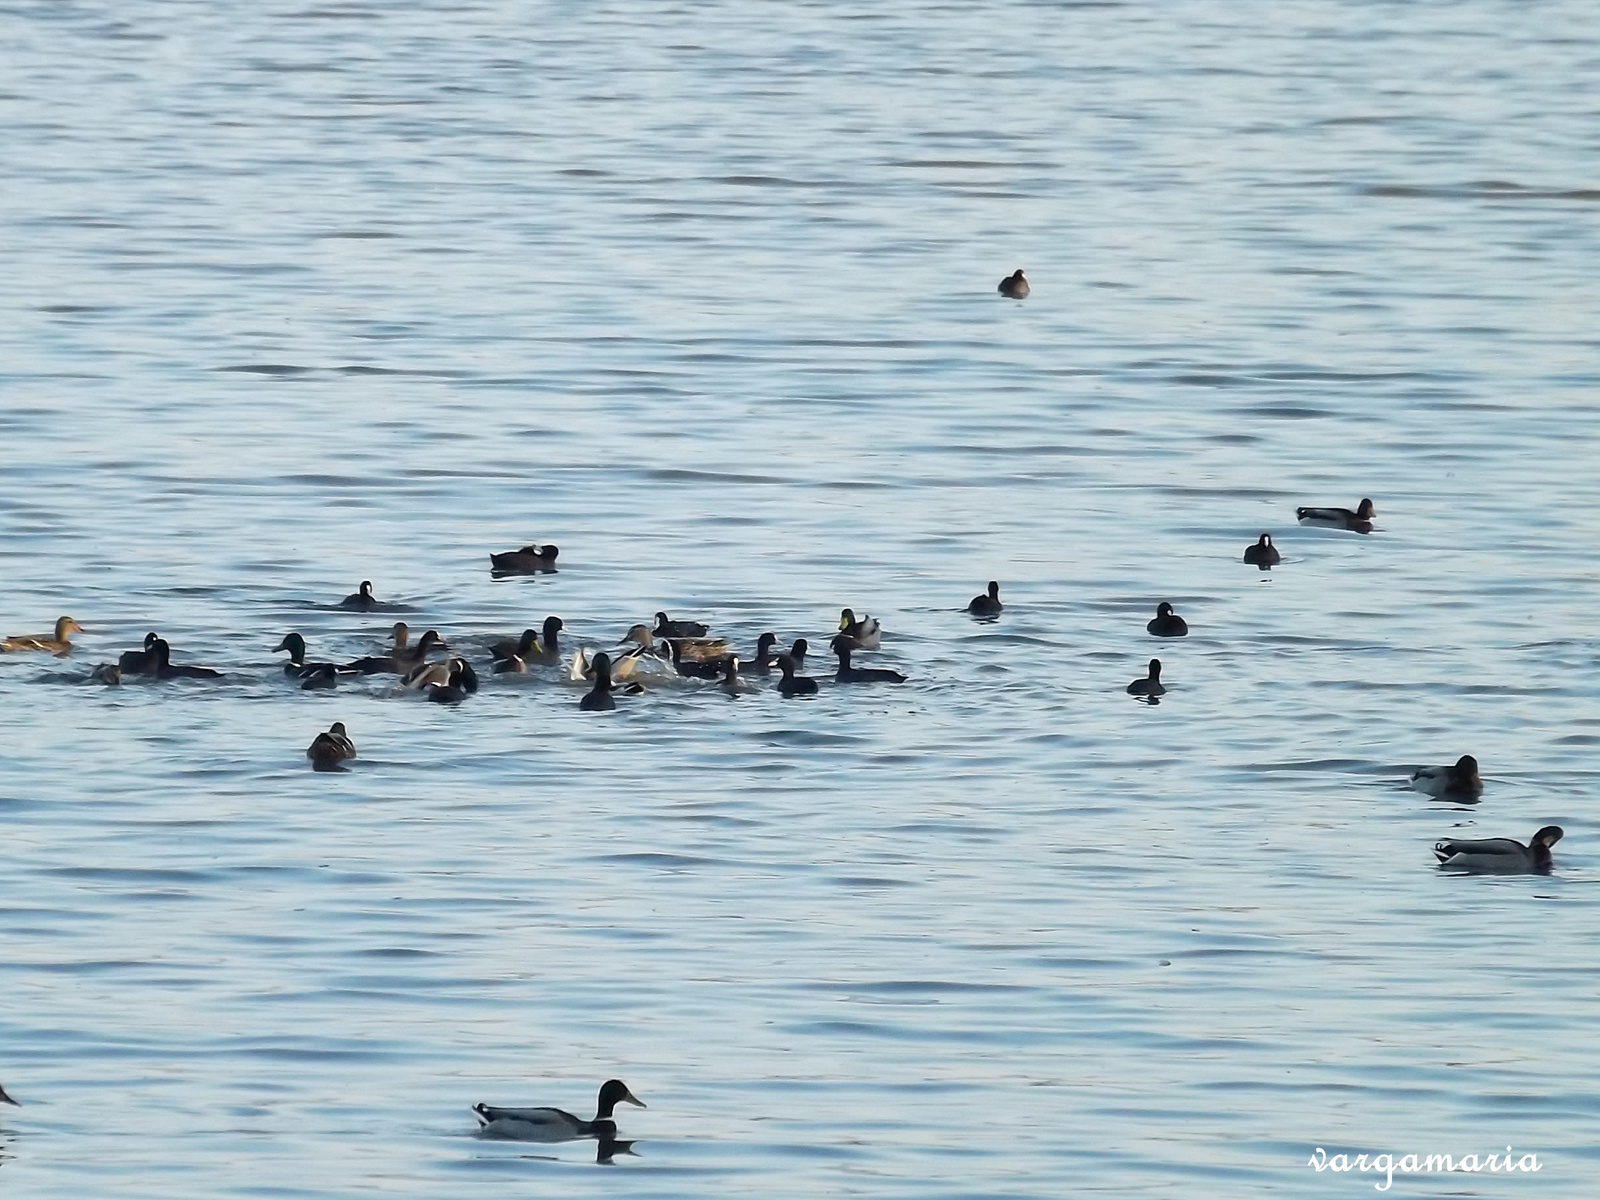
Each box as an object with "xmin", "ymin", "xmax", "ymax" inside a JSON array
[
  {"xmin": 274, "ymin": 632, "xmax": 307, "ymax": 660},
  {"xmin": 838, "ymin": 608, "xmax": 858, "ymax": 631},
  {"xmin": 1532, "ymin": 826, "xmax": 1564, "ymax": 850},
  {"xmin": 595, "ymin": 1078, "xmax": 646, "ymax": 1118},
  {"xmin": 1355, "ymin": 498, "xmax": 1376, "ymax": 520}
]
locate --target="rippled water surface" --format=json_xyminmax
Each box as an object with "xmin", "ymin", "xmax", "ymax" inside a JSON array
[{"xmin": 4, "ymin": 1, "xmax": 1600, "ymax": 1195}]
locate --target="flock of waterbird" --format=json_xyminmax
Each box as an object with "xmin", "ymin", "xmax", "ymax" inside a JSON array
[{"xmin": 0, "ymin": 277, "xmax": 1568, "ymax": 1143}]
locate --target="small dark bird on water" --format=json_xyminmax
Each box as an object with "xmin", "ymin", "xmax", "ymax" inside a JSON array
[
  {"xmin": 1127, "ymin": 658, "xmax": 1165, "ymax": 696},
  {"xmin": 1147, "ymin": 602, "xmax": 1187, "ymax": 638},
  {"xmin": 339, "ymin": 580, "xmax": 381, "ymax": 611},
  {"xmin": 967, "ymin": 581, "xmax": 1003, "ymax": 617},
  {"xmin": 1243, "ymin": 534, "xmax": 1280, "ymax": 569},
  {"xmin": 998, "ymin": 269, "xmax": 1029, "ymax": 298}
]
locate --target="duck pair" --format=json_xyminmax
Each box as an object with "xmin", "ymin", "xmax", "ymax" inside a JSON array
[
  {"xmin": 119, "ymin": 636, "xmax": 221, "ymax": 680},
  {"xmin": 490, "ymin": 616, "xmax": 564, "ymax": 673},
  {"xmin": 403, "ymin": 657, "xmax": 479, "ymax": 703}
]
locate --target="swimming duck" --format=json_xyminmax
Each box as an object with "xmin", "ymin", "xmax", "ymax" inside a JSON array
[
  {"xmin": 473, "ymin": 1079, "xmax": 645, "ymax": 1141},
  {"xmin": 998, "ymin": 269, "xmax": 1029, "ymax": 298},
  {"xmin": 719, "ymin": 656, "xmax": 751, "ymax": 695},
  {"xmin": 403, "ymin": 655, "xmax": 476, "ymax": 693},
  {"xmin": 967, "ymin": 581, "xmax": 1003, "ymax": 617},
  {"xmin": 490, "ymin": 615, "xmax": 564, "ymax": 664},
  {"xmin": 393, "ymin": 628, "xmax": 448, "ymax": 671},
  {"xmin": 1147, "ymin": 602, "xmax": 1188, "ymax": 638},
  {"xmin": 489, "ymin": 543, "xmax": 560, "ymax": 574},
  {"xmin": 837, "ymin": 609, "xmax": 882, "ymax": 650},
  {"xmin": 2, "ymin": 616, "xmax": 85, "ymax": 655},
  {"xmin": 1127, "ymin": 658, "xmax": 1165, "ymax": 696},
  {"xmin": 1434, "ymin": 826, "xmax": 1562, "ymax": 874},
  {"xmin": 775, "ymin": 653, "xmax": 818, "ymax": 696},
  {"xmin": 669, "ymin": 638, "xmax": 727, "ymax": 680},
  {"xmin": 580, "ymin": 653, "xmax": 617, "ymax": 711},
  {"xmin": 1296, "ymin": 498, "xmax": 1375, "ymax": 532},
  {"xmin": 737, "ymin": 632, "xmax": 779, "ymax": 673},
  {"xmin": 119, "ymin": 632, "xmax": 161, "ymax": 675},
  {"xmin": 425, "ymin": 658, "xmax": 479, "ymax": 704},
  {"xmin": 1, "ymin": 1082, "xmax": 19, "ymax": 1106},
  {"xmin": 786, "ymin": 637, "xmax": 809, "ymax": 670},
  {"xmin": 1411, "ymin": 755, "xmax": 1483, "ymax": 799},
  {"xmin": 338, "ymin": 580, "xmax": 381, "ymax": 611},
  {"xmin": 341, "ymin": 622, "xmax": 411, "ymax": 675},
  {"xmin": 653, "ymin": 612, "xmax": 709, "ymax": 639},
  {"xmin": 151, "ymin": 638, "xmax": 223, "ymax": 680},
  {"xmin": 1243, "ymin": 534, "xmax": 1281, "ymax": 568},
  {"xmin": 274, "ymin": 632, "xmax": 341, "ymax": 679},
  {"xmin": 307, "ymin": 722, "xmax": 356, "ymax": 771},
  {"xmin": 830, "ymin": 635, "xmax": 906, "ymax": 683}
]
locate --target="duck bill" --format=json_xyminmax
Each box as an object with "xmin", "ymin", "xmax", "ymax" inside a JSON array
[
  {"xmin": 837, "ymin": 616, "xmax": 849, "ymax": 631},
  {"xmin": 622, "ymin": 1089, "xmax": 646, "ymax": 1108},
  {"xmin": 0, "ymin": 1084, "xmax": 19, "ymax": 1106}
]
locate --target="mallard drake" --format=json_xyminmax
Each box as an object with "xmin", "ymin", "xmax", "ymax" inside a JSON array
[
  {"xmin": 119, "ymin": 632, "xmax": 160, "ymax": 675},
  {"xmin": 1435, "ymin": 826, "xmax": 1562, "ymax": 874},
  {"xmin": 1243, "ymin": 534, "xmax": 1280, "ymax": 568},
  {"xmin": 342, "ymin": 622, "xmax": 410, "ymax": 675},
  {"xmin": 1127, "ymin": 658, "xmax": 1165, "ymax": 696},
  {"xmin": 490, "ymin": 615, "xmax": 564, "ymax": 664},
  {"xmin": 837, "ymin": 608, "xmax": 882, "ymax": 650},
  {"xmin": 489, "ymin": 543, "xmax": 559, "ymax": 574},
  {"xmin": 580, "ymin": 653, "xmax": 617, "ymax": 711},
  {"xmin": 338, "ymin": 580, "xmax": 381, "ymax": 611},
  {"xmin": 830, "ymin": 635, "xmax": 905, "ymax": 683},
  {"xmin": 998, "ymin": 269, "xmax": 1029, "ymax": 298},
  {"xmin": 1147, "ymin": 603, "xmax": 1188, "ymax": 638},
  {"xmin": 151, "ymin": 638, "xmax": 223, "ymax": 680},
  {"xmin": 473, "ymin": 1079, "xmax": 644, "ymax": 1141},
  {"xmin": 2, "ymin": 616, "xmax": 85, "ymax": 655},
  {"xmin": 775, "ymin": 653, "xmax": 818, "ymax": 696},
  {"xmin": 653, "ymin": 612, "xmax": 709, "ymax": 639},
  {"xmin": 1411, "ymin": 755, "xmax": 1483, "ymax": 799},
  {"xmin": 736, "ymin": 632, "xmax": 779, "ymax": 673},
  {"xmin": 274, "ymin": 632, "xmax": 340, "ymax": 679},
  {"xmin": 307, "ymin": 722, "xmax": 356, "ymax": 771},
  {"xmin": 967, "ymin": 581, "xmax": 1003, "ymax": 617},
  {"xmin": 1296, "ymin": 498, "xmax": 1375, "ymax": 532},
  {"xmin": 425, "ymin": 658, "xmax": 478, "ymax": 704},
  {"xmin": 1, "ymin": 1082, "xmax": 20, "ymax": 1106}
]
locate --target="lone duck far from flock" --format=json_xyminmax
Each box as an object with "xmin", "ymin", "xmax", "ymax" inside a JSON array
[
  {"xmin": 474, "ymin": 1079, "xmax": 645, "ymax": 1142},
  {"xmin": 1435, "ymin": 826, "xmax": 1562, "ymax": 874},
  {"xmin": 1411, "ymin": 755, "xmax": 1483, "ymax": 800}
]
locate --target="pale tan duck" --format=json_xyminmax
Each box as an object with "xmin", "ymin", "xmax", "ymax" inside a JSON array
[{"xmin": 2, "ymin": 616, "xmax": 85, "ymax": 656}]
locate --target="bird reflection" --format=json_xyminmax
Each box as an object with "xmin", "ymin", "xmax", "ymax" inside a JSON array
[{"xmin": 594, "ymin": 1121, "xmax": 638, "ymax": 1164}]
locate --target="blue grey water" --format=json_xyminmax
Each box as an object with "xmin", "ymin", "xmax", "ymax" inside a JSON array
[{"xmin": 2, "ymin": 0, "xmax": 1598, "ymax": 1195}]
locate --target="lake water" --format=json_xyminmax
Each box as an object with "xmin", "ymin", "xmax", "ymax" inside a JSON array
[{"xmin": 3, "ymin": 1, "xmax": 1599, "ymax": 1195}]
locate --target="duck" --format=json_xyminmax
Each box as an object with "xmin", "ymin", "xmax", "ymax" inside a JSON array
[
  {"xmin": 775, "ymin": 653, "xmax": 818, "ymax": 696},
  {"xmin": 667, "ymin": 637, "xmax": 728, "ymax": 680},
  {"xmin": 338, "ymin": 580, "xmax": 382, "ymax": 611},
  {"xmin": 393, "ymin": 628, "xmax": 448, "ymax": 671},
  {"xmin": 1411, "ymin": 755, "xmax": 1483, "ymax": 799},
  {"xmin": 786, "ymin": 637, "xmax": 809, "ymax": 670},
  {"xmin": 619, "ymin": 624, "xmax": 655, "ymax": 650},
  {"xmin": 998, "ymin": 269, "xmax": 1029, "ymax": 298},
  {"xmin": 2, "ymin": 616, "xmax": 85, "ymax": 655},
  {"xmin": 490, "ymin": 615, "xmax": 564, "ymax": 665},
  {"xmin": 580, "ymin": 653, "xmax": 617, "ymax": 711},
  {"xmin": 307, "ymin": 722, "xmax": 356, "ymax": 771},
  {"xmin": 119, "ymin": 632, "xmax": 161, "ymax": 675},
  {"xmin": 653, "ymin": 611, "xmax": 709, "ymax": 639},
  {"xmin": 1296, "ymin": 498, "xmax": 1375, "ymax": 532},
  {"xmin": 403, "ymin": 655, "xmax": 476, "ymax": 693},
  {"xmin": 425, "ymin": 658, "xmax": 479, "ymax": 704},
  {"xmin": 719, "ymin": 656, "xmax": 751, "ymax": 695},
  {"xmin": 967, "ymin": 581, "xmax": 1003, "ymax": 617},
  {"xmin": 274, "ymin": 632, "xmax": 341, "ymax": 679},
  {"xmin": 300, "ymin": 663, "xmax": 339, "ymax": 691},
  {"xmin": 88, "ymin": 663, "xmax": 122, "ymax": 685},
  {"xmin": 473, "ymin": 1079, "xmax": 645, "ymax": 1142},
  {"xmin": 1146, "ymin": 602, "xmax": 1188, "ymax": 638},
  {"xmin": 837, "ymin": 608, "xmax": 882, "ymax": 650},
  {"xmin": 1434, "ymin": 826, "xmax": 1563, "ymax": 874},
  {"xmin": 1127, "ymin": 658, "xmax": 1165, "ymax": 696},
  {"xmin": 737, "ymin": 632, "xmax": 779, "ymax": 673},
  {"xmin": 830, "ymin": 635, "xmax": 906, "ymax": 683},
  {"xmin": 489, "ymin": 543, "xmax": 559, "ymax": 574},
  {"xmin": 1, "ymin": 1082, "xmax": 19, "ymax": 1106},
  {"xmin": 341, "ymin": 622, "xmax": 412, "ymax": 675},
  {"xmin": 1243, "ymin": 533, "xmax": 1281, "ymax": 568},
  {"xmin": 151, "ymin": 638, "xmax": 223, "ymax": 680}
]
